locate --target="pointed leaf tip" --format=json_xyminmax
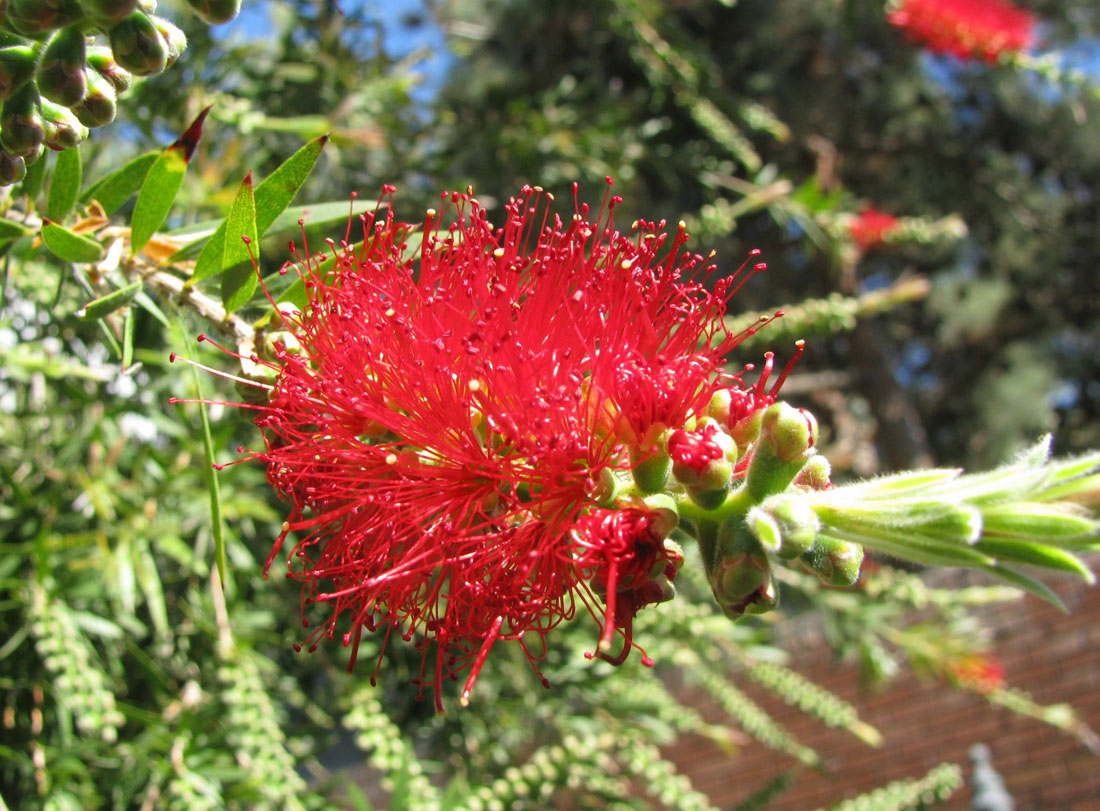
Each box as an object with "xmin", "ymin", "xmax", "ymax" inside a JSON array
[{"xmin": 172, "ymin": 106, "xmax": 213, "ymax": 163}]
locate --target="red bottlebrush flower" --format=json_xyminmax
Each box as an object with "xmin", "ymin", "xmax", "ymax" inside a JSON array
[
  {"xmin": 849, "ymin": 207, "xmax": 900, "ymax": 250},
  {"xmin": 948, "ymin": 654, "xmax": 1006, "ymax": 694},
  {"xmin": 887, "ymin": 0, "xmax": 1036, "ymax": 64},
  {"xmin": 178, "ymin": 181, "xmax": 779, "ymax": 708}
]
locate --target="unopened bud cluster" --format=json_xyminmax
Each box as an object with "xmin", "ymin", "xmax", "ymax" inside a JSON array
[
  {"xmin": 607, "ymin": 395, "xmax": 863, "ymax": 624},
  {"xmin": 0, "ymin": 0, "xmax": 241, "ymax": 184}
]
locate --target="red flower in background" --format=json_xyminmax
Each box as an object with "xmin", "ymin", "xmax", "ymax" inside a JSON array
[
  {"xmin": 948, "ymin": 654, "xmax": 1005, "ymax": 694},
  {"xmin": 849, "ymin": 207, "xmax": 900, "ymax": 250},
  {"xmin": 887, "ymin": 0, "xmax": 1036, "ymax": 64},
  {"xmin": 191, "ymin": 181, "xmax": 778, "ymax": 707}
]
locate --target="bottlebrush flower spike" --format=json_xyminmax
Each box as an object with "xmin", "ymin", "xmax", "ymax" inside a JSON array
[
  {"xmin": 849, "ymin": 207, "xmax": 900, "ymax": 250},
  {"xmin": 886, "ymin": 0, "xmax": 1037, "ymax": 64},
  {"xmin": 178, "ymin": 181, "xmax": 787, "ymax": 708}
]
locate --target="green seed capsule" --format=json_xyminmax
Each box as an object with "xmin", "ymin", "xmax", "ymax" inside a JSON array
[
  {"xmin": 108, "ymin": 11, "xmax": 167, "ymax": 76},
  {"xmin": 78, "ymin": 0, "xmax": 138, "ymax": 27},
  {"xmin": 0, "ymin": 46, "xmax": 38, "ymax": 102},
  {"xmin": 41, "ymin": 98, "xmax": 89, "ymax": 149},
  {"xmin": 0, "ymin": 150, "xmax": 26, "ymax": 185},
  {"xmin": 87, "ymin": 46, "xmax": 133, "ymax": 95},
  {"xmin": 73, "ymin": 68, "xmax": 116, "ymax": 128},
  {"xmin": 6, "ymin": 0, "xmax": 84, "ymax": 37},
  {"xmin": 183, "ymin": 0, "xmax": 240, "ymax": 24},
  {"xmin": 0, "ymin": 83, "xmax": 44, "ymax": 158},
  {"xmin": 150, "ymin": 15, "xmax": 186, "ymax": 68},
  {"xmin": 36, "ymin": 26, "xmax": 88, "ymax": 108}
]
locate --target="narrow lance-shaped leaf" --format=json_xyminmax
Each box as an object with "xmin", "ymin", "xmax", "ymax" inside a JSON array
[
  {"xmin": 220, "ymin": 172, "xmax": 259, "ymax": 313},
  {"xmin": 187, "ymin": 134, "xmax": 328, "ymax": 285},
  {"xmin": 78, "ymin": 280, "xmax": 141, "ymax": 321},
  {"xmin": 41, "ymin": 219, "xmax": 106, "ymax": 263},
  {"xmin": 47, "ymin": 146, "xmax": 82, "ymax": 222},
  {"xmin": 130, "ymin": 106, "xmax": 210, "ymax": 255}
]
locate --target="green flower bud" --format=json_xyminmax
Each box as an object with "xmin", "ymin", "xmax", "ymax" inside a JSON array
[
  {"xmin": 0, "ymin": 46, "xmax": 38, "ymax": 102},
  {"xmin": 801, "ymin": 535, "xmax": 864, "ymax": 587},
  {"xmin": 78, "ymin": 0, "xmax": 138, "ymax": 27},
  {"xmin": 150, "ymin": 15, "xmax": 186, "ymax": 68},
  {"xmin": 108, "ymin": 11, "xmax": 167, "ymax": 76},
  {"xmin": 40, "ymin": 98, "xmax": 88, "ymax": 149},
  {"xmin": 793, "ymin": 453, "xmax": 832, "ymax": 490},
  {"xmin": 183, "ymin": 0, "xmax": 241, "ymax": 24},
  {"xmin": 0, "ymin": 150, "xmax": 26, "ymax": 185},
  {"xmin": 72, "ymin": 68, "xmax": 117, "ymax": 128},
  {"xmin": 628, "ymin": 424, "xmax": 672, "ymax": 494},
  {"xmin": 87, "ymin": 47, "xmax": 133, "ymax": 95},
  {"xmin": 36, "ymin": 26, "xmax": 88, "ymax": 108},
  {"xmin": 744, "ymin": 402, "xmax": 818, "ymax": 503},
  {"xmin": 639, "ymin": 493, "xmax": 679, "ymax": 541},
  {"xmin": 709, "ymin": 517, "xmax": 777, "ymax": 619},
  {"xmin": 0, "ymin": 84, "xmax": 44, "ymax": 158},
  {"xmin": 7, "ymin": 0, "xmax": 84, "ymax": 36},
  {"xmin": 749, "ymin": 495, "xmax": 819, "ymax": 559}
]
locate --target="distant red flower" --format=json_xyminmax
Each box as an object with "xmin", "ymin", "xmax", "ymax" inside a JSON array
[
  {"xmin": 887, "ymin": 0, "xmax": 1036, "ymax": 64},
  {"xmin": 948, "ymin": 654, "xmax": 1005, "ymax": 693},
  {"xmin": 849, "ymin": 207, "xmax": 900, "ymax": 250},
  {"xmin": 182, "ymin": 181, "xmax": 781, "ymax": 707}
]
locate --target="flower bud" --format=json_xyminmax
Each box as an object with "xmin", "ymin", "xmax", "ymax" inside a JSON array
[
  {"xmin": 748, "ymin": 495, "xmax": 819, "ymax": 559},
  {"xmin": 78, "ymin": 0, "xmax": 138, "ymax": 26},
  {"xmin": 709, "ymin": 518, "xmax": 778, "ymax": 619},
  {"xmin": 41, "ymin": 98, "xmax": 89, "ymax": 149},
  {"xmin": 183, "ymin": 0, "xmax": 241, "ymax": 25},
  {"xmin": 638, "ymin": 492, "xmax": 680, "ymax": 541},
  {"xmin": 36, "ymin": 26, "xmax": 88, "ymax": 108},
  {"xmin": 87, "ymin": 46, "xmax": 133, "ymax": 95},
  {"xmin": 801, "ymin": 535, "xmax": 864, "ymax": 587},
  {"xmin": 0, "ymin": 46, "xmax": 38, "ymax": 102},
  {"xmin": 744, "ymin": 402, "xmax": 818, "ymax": 503},
  {"xmin": 72, "ymin": 68, "xmax": 117, "ymax": 128},
  {"xmin": 628, "ymin": 424, "xmax": 672, "ymax": 494},
  {"xmin": 728, "ymin": 406, "xmax": 766, "ymax": 451},
  {"xmin": 702, "ymin": 388, "xmax": 731, "ymax": 424},
  {"xmin": 793, "ymin": 453, "xmax": 832, "ymax": 490},
  {"xmin": 0, "ymin": 84, "xmax": 44, "ymax": 158},
  {"xmin": 7, "ymin": 0, "xmax": 84, "ymax": 36},
  {"xmin": 669, "ymin": 419, "xmax": 736, "ymax": 493},
  {"xmin": 150, "ymin": 14, "xmax": 186, "ymax": 68},
  {"xmin": 0, "ymin": 150, "xmax": 26, "ymax": 185},
  {"xmin": 109, "ymin": 11, "xmax": 168, "ymax": 76}
]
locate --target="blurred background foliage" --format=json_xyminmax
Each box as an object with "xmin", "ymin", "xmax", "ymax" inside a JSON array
[{"xmin": 2, "ymin": 0, "xmax": 1099, "ymax": 808}]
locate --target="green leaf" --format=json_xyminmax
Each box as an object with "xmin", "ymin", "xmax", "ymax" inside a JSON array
[
  {"xmin": 0, "ymin": 219, "xmax": 33, "ymax": 240},
  {"xmin": 130, "ymin": 107, "xmax": 210, "ymax": 255},
  {"xmin": 47, "ymin": 147, "xmax": 82, "ymax": 222},
  {"xmin": 80, "ymin": 152, "xmax": 157, "ymax": 215},
  {"xmin": 130, "ymin": 149, "xmax": 187, "ymax": 255},
  {"xmin": 981, "ymin": 564, "xmax": 1068, "ymax": 612},
  {"xmin": 981, "ymin": 503, "xmax": 1097, "ymax": 544},
  {"xmin": 78, "ymin": 280, "xmax": 141, "ymax": 321},
  {"xmin": 19, "ymin": 150, "xmax": 48, "ymax": 203},
  {"xmin": 173, "ymin": 318, "xmax": 226, "ymax": 583},
  {"xmin": 973, "ymin": 538, "xmax": 1095, "ymax": 582},
  {"xmin": 121, "ymin": 306, "xmax": 135, "ymax": 368},
  {"xmin": 220, "ymin": 172, "xmax": 260, "ymax": 313},
  {"xmin": 41, "ymin": 220, "xmax": 105, "ymax": 263},
  {"xmin": 186, "ymin": 135, "xmax": 328, "ymax": 284},
  {"xmin": 255, "ymin": 134, "xmax": 328, "ymax": 233}
]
